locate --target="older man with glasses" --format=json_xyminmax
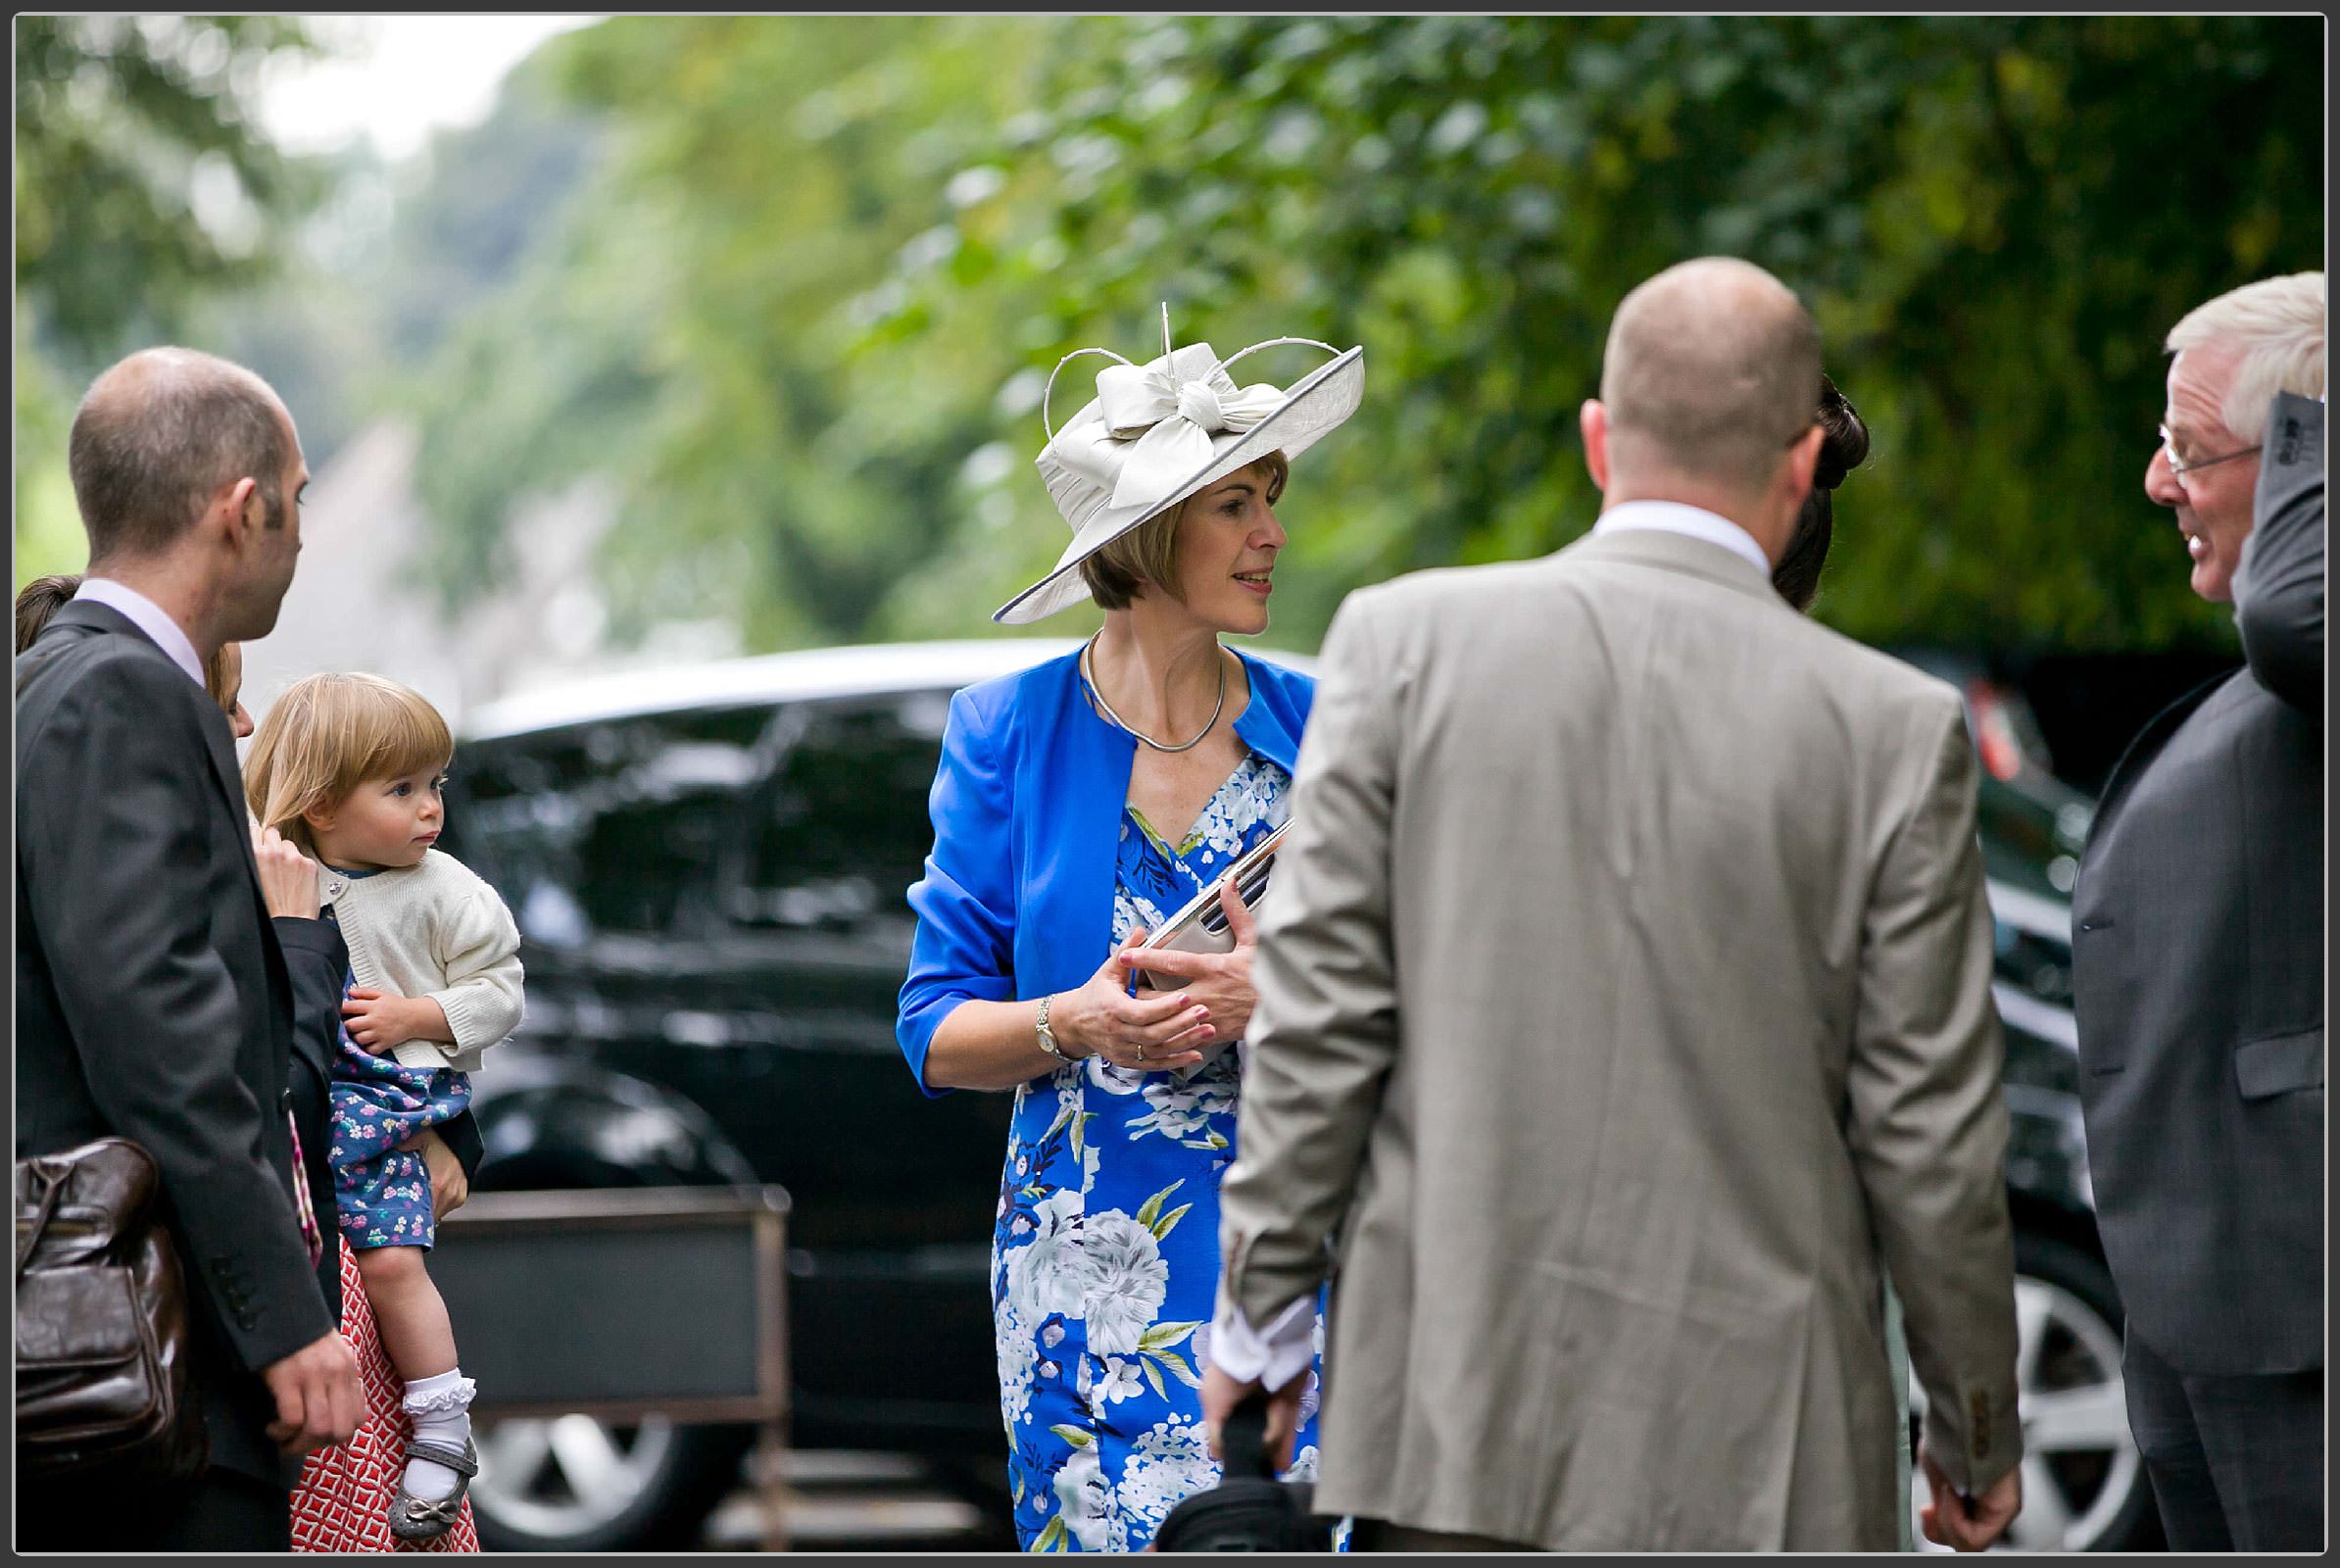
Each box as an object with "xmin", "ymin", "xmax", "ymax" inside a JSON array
[{"xmin": 2070, "ymin": 271, "xmax": 2324, "ymax": 1551}]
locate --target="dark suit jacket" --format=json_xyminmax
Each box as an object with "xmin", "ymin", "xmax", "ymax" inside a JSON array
[
  {"xmin": 2072, "ymin": 392, "xmax": 2323, "ymax": 1377},
  {"xmin": 17, "ymin": 600, "xmax": 331, "ymax": 1485}
]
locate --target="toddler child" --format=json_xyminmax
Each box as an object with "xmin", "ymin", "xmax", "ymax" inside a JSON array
[{"xmin": 244, "ymin": 671, "xmax": 523, "ymax": 1542}]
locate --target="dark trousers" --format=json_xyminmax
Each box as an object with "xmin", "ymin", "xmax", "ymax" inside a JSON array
[
  {"xmin": 17, "ymin": 1463, "xmax": 292, "ymax": 1552},
  {"xmin": 2122, "ymin": 1328, "xmax": 2323, "ymax": 1551}
]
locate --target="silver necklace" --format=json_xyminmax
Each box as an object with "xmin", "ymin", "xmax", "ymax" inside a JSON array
[{"xmin": 1080, "ymin": 636, "xmax": 1226, "ymax": 754}]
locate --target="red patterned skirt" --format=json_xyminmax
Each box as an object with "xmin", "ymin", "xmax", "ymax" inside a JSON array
[{"xmin": 292, "ymin": 1239, "xmax": 481, "ymax": 1552}]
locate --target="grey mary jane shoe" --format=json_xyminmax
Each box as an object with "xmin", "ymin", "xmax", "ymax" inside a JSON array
[{"xmin": 387, "ymin": 1437, "xmax": 479, "ymax": 1543}]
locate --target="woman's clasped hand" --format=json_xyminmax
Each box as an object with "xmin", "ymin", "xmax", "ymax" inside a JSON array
[{"xmin": 1049, "ymin": 875, "xmax": 1259, "ymax": 1071}]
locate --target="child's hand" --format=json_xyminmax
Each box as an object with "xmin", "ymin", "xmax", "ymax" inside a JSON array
[
  {"xmin": 397, "ymin": 1128, "xmax": 470, "ymax": 1218},
  {"xmin": 342, "ymin": 988, "xmax": 450, "ymax": 1054}
]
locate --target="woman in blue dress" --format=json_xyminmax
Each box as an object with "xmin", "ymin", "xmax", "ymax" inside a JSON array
[{"xmin": 899, "ymin": 315, "xmax": 1364, "ymax": 1551}]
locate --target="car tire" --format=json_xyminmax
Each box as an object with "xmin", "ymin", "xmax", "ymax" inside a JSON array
[
  {"xmin": 469, "ymin": 1414, "xmax": 755, "ymax": 1551},
  {"xmin": 1911, "ymin": 1232, "xmax": 2159, "ymax": 1552}
]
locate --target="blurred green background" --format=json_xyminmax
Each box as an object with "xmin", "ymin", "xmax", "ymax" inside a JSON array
[{"xmin": 15, "ymin": 15, "xmax": 2324, "ymax": 660}]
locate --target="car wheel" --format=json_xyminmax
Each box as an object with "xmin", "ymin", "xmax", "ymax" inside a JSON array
[
  {"xmin": 469, "ymin": 1414, "xmax": 754, "ymax": 1551},
  {"xmin": 1910, "ymin": 1233, "xmax": 2156, "ymax": 1551}
]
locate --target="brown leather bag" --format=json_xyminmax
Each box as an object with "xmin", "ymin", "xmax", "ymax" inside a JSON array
[{"xmin": 15, "ymin": 1138, "xmax": 207, "ymax": 1480}]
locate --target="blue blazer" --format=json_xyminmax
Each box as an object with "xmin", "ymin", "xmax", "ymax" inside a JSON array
[{"xmin": 897, "ymin": 647, "xmax": 1316, "ymax": 1097}]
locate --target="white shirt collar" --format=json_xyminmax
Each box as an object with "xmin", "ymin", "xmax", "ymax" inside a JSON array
[
  {"xmin": 1591, "ymin": 500, "xmax": 1773, "ymax": 579},
  {"xmin": 72, "ymin": 577, "xmax": 207, "ymax": 688}
]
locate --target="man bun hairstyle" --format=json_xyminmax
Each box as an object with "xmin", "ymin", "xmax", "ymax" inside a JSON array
[
  {"xmin": 1772, "ymin": 374, "xmax": 1872, "ymax": 613},
  {"xmin": 68, "ymin": 346, "xmax": 291, "ymax": 564},
  {"xmin": 1808, "ymin": 375, "xmax": 1871, "ymax": 494}
]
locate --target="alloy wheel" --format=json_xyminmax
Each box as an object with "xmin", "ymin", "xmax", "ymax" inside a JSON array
[{"xmin": 471, "ymin": 1413, "xmax": 679, "ymax": 1541}]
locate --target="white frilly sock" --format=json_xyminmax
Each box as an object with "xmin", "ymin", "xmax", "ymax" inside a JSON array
[{"xmin": 400, "ymin": 1368, "xmax": 477, "ymax": 1502}]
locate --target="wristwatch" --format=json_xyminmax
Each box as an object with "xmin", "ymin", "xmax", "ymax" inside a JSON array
[{"xmin": 1035, "ymin": 994, "xmax": 1073, "ymax": 1063}]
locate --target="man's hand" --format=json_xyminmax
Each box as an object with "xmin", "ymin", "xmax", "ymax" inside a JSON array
[
  {"xmin": 341, "ymin": 988, "xmax": 448, "ymax": 1054},
  {"xmin": 251, "ymin": 825, "xmax": 320, "ymax": 920},
  {"xmin": 1200, "ymin": 1361, "xmax": 1305, "ymax": 1476},
  {"xmin": 1919, "ymin": 1449, "xmax": 2022, "ymax": 1551},
  {"xmin": 399, "ymin": 1126, "xmax": 468, "ymax": 1218},
  {"xmin": 261, "ymin": 1328, "xmax": 364, "ymax": 1455}
]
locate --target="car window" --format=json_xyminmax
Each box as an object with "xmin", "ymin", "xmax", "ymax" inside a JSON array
[
  {"xmin": 732, "ymin": 690, "xmax": 952, "ymax": 937},
  {"xmin": 457, "ymin": 706, "xmax": 776, "ymax": 944}
]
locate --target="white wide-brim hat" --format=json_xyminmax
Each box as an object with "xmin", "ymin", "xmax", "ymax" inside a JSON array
[{"xmin": 995, "ymin": 310, "xmax": 1364, "ymax": 624}]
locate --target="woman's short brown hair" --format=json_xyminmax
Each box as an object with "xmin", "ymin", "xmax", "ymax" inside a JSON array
[
  {"xmin": 14, "ymin": 573, "xmax": 82, "ymax": 655},
  {"xmin": 18, "ymin": 572, "xmax": 249, "ymax": 726},
  {"xmin": 203, "ymin": 640, "xmax": 242, "ymax": 717},
  {"xmin": 1078, "ymin": 451, "xmax": 1290, "ymax": 611}
]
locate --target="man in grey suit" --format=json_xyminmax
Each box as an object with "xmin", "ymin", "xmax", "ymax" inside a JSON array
[
  {"xmin": 2071, "ymin": 274, "xmax": 2323, "ymax": 1550},
  {"xmin": 1199, "ymin": 258, "xmax": 2023, "ymax": 1551}
]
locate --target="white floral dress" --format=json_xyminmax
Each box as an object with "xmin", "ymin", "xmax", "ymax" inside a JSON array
[{"xmin": 991, "ymin": 755, "xmax": 1331, "ymax": 1551}]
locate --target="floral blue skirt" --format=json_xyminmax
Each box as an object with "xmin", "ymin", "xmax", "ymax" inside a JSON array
[{"xmin": 329, "ymin": 1010, "xmax": 470, "ymax": 1252}]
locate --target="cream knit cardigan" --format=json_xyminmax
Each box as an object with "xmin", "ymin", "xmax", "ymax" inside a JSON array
[{"xmin": 317, "ymin": 849, "xmax": 524, "ymax": 1073}]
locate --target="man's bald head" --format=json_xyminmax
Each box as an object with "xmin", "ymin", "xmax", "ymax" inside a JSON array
[
  {"xmin": 69, "ymin": 346, "xmax": 294, "ymax": 565},
  {"xmin": 1599, "ymin": 258, "xmax": 1822, "ymax": 495}
]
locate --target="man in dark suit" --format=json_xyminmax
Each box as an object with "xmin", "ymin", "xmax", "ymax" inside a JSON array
[
  {"xmin": 16, "ymin": 348, "xmax": 365, "ymax": 1548},
  {"xmin": 2072, "ymin": 274, "xmax": 2323, "ymax": 1550}
]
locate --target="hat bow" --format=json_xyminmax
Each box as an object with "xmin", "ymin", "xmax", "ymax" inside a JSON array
[
  {"xmin": 1090, "ymin": 354, "xmax": 1288, "ymax": 510},
  {"xmin": 1042, "ymin": 306, "xmax": 1343, "ymax": 513}
]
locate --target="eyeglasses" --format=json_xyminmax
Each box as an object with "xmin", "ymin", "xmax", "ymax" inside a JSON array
[{"xmin": 2159, "ymin": 425, "xmax": 2262, "ymax": 481}]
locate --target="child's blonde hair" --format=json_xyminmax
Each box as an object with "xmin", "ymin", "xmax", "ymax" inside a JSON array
[{"xmin": 244, "ymin": 672, "xmax": 454, "ymax": 854}]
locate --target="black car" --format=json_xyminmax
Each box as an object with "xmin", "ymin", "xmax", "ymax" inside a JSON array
[
  {"xmin": 1916, "ymin": 661, "xmax": 2155, "ymax": 1553},
  {"xmin": 437, "ymin": 640, "xmax": 2152, "ymax": 1552}
]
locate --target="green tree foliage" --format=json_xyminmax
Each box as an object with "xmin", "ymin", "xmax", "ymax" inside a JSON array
[
  {"xmin": 14, "ymin": 15, "xmax": 323, "ymax": 584},
  {"xmin": 16, "ymin": 15, "xmax": 320, "ymax": 362},
  {"xmin": 408, "ymin": 16, "xmax": 2319, "ymax": 654},
  {"xmin": 401, "ymin": 17, "xmax": 1054, "ymax": 646},
  {"xmin": 372, "ymin": 70, "xmax": 606, "ymax": 369},
  {"xmin": 868, "ymin": 15, "xmax": 2321, "ymax": 651},
  {"xmin": 335, "ymin": 54, "xmax": 638, "ymax": 612},
  {"xmin": 13, "ymin": 324, "xmax": 85, "ymax": 583}
]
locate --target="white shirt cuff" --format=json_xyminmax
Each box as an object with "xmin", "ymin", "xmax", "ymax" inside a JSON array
[{"xmin": 1208, "ymin": 1285, "xmax": 1315, "ymax": 1392}]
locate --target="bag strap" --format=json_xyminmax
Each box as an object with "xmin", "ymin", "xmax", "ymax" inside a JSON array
[
  {"xmin": 1221, "ymin": 1388, "xmax": 1277, "ymax": 1480},
  {"xmin": 15, "ymin": 1160, "xmax": 69, "ymax": 1280}
]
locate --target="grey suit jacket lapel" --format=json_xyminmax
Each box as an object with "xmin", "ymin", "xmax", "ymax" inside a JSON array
[{"xmin": 2087, "ymin": 669, "xmax": 2232, "ymax": 836}]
